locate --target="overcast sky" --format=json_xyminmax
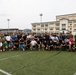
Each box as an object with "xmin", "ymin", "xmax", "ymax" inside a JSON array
[{"xmin": 0, "ymin": 0, "xmax": 76, "ymax": 29}]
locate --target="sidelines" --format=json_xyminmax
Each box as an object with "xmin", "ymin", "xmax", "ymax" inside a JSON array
[
  {"xmin": 0, "ymin": 52, "xmax": 32, "ymax": 61},
  {"xmin": 0, "ymin": 69, "xmax": 12, "ymax": 75}
]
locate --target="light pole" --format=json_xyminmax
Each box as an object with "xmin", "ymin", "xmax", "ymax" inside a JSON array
[
  {"xmin": 7, "ymin": 19, "xmax": 10, "ymax": 33},
  {"xmin": 40, "ymin": 13, "xmax": 43, "ymax": 22},
  {"xmin": 40, "ymin": 14, "xmax": 43, "ymax": 34}
]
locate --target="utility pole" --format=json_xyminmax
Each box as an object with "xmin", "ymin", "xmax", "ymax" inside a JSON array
[{"xmin": 7, "ymin": 19, "xmax": 10, "ymax": 33}]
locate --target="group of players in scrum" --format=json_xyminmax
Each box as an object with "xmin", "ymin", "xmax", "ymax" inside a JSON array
[{"xmin": 0, "ymin": 32, "xmax": 75, "ymax": 52}]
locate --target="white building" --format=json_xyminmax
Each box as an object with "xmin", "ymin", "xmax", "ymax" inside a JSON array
[{"xmin": 32, "ymin": 13, "xmax": 76, "ymax": 35}]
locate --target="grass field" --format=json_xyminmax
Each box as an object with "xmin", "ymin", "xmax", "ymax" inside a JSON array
[{"xmin": 0, "ymin": 50, "xmax": 76, "ymax": 75}]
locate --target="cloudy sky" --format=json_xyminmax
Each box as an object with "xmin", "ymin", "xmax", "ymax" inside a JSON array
[{"xmin": 0, "ymin": 0, "xmax": 76, "ymax": 29}]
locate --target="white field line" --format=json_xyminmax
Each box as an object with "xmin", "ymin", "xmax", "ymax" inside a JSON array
[
  {"xmin": 0, "ymin": 52, "xmax": 32, "ymax": 61},
  {"xmin": 0, "ymin": 69, "xmax": 12, "ymax": 75},
  {"xmin": 74, "ymin": 72, "xmax": 76, "ymax": 75}
]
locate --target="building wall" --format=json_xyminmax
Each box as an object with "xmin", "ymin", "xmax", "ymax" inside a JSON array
[
  {"xmin": 0, "ymin": 29, "xmax": 19, "ymax": 34},
  {"xmin": 56, "ymin": 13, "xmax": 76, "ymax": 21},
  {"xmin": 32, "ymin": 22, "xmax": 60, "ymax": 34},
  {"xmin": 32, "ymin": 13, "xmax": 76, "ymax": 35}
]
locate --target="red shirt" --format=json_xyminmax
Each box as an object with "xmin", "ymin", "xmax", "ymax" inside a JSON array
[{"xmin": 69, "ymin": 38, "xmax": 74, "ymax": 44}]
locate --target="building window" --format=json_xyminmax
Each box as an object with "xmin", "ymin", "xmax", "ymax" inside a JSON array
[
  {"xmin": 62, "ymin": 28, "xmax": 66, "ymax": 30},
  {"xmin": 45, "ymin": 24, "xmax": 48, "ymax": 27},
  {"xmin": 33, "ymin": 26, "xmax": 36, "ymax": 27},
  {"xmin": 45, "ymin": 28, "xmax": 47, "ymax": 30},
  {"xmin": 62, "ymin": 24, "xmax": 66, "ymax": 26},
  {"xmin": 56, "ymin": 23, "xmax": 59, "ymax": 26},
  {"xmin": 41, "ymin": 25, "xmax": 44, "ymax": 27},
  {"xmin": 70, "ymin": 24, "xmax": 72, "ymax": 25},
  {"xmin": 37, "ymin": 29, "xmax": 40, "ymax": 31},
  {"xmin": 33, "ymin": 25, "xmax": 36, "ymax": 27},
  {"xmin": 56, "ymin": 28, "xmax": 59, "ymax": 30},
  {"xmin": 74, "ymin": 24, "xmax": 76, "ymax": 26},
  {"xmin": 33, "ymin": 29, "xmax": 36, "ymax": 31},
  {"xmin": 49, "ymin": 23, "xmax": 54, "ymax": 25},
  {"xmin": 50, "ymin": 29, "xmax": 53, "ymax": 30},
  {"xmin": 70, "ymin": 28, "xmax": 72, "ymax": 30}
]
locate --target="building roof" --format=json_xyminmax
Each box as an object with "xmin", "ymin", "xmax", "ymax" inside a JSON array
[
  {"xmin": 56, "ymin": 13, "xmax": 76, "ymax": 17},
  {"xmin": 0, "ymin": 28, "xmax": 19, "ymax": 30},
  {"xmin": 60, "ymin": 18, "xmax": 69, "ymax": 20},
  {"xmin": 31, "ymin": 21, "xmax": 59, "ymax": 25},
  {"xmin": 24, "ymin": 29, "xmax": 31, "ymax": 31}
]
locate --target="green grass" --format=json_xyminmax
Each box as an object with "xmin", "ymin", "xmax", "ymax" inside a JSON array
[{"xmin": 0, "ymin": 50, "xmax": 76, "ymax": 75}]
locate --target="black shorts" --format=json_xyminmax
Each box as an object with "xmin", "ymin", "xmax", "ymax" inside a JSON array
[{"xmin": 53, "ymin": 42, "xmax": 56, "ymax": 46}]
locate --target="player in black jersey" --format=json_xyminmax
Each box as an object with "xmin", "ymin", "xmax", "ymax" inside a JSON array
[
  {"xmin": 25, "ymin": 38, "xmax": 31, "ymax": 49},
  {"xmin": 42, "ymin": 39, "xmax": 47, "ymax": 50},
  {"xmin": 61, "ymin": 40, "xmax": 66, "ymax": 51},
  {"xmin": 36, "ymin": 38, "xmax": 41, "ymax": 50},
  {"xmin": 14, "ymin": 38, "xmax": 19, "ymax": 50},
  {"xmin": 56, "ymin": 41, "xmax": 60, "ymax": 50},
  {"xmin": 47, "ymin": 39, "xmax": 53, "ymax": 50}
]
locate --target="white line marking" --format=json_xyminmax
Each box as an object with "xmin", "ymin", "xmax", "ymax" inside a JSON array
[
  {"xmin": 0, "ymin": 52, "xmax": 32, "ymax": 61},
  {"xmin": 74, "ymin": 72, "xmax": 76, "ymax": 75},
  {"xmin": 0, "ymin": 69, "xmax": 12, "ymax": 75}
]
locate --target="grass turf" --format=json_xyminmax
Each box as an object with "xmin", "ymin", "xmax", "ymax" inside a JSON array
[{"xmin": 0, "ymin": 50, "xmax": 76, "ymax": 75}]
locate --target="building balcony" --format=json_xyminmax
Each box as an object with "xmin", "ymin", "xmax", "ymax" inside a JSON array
[
  {"xmin": 32, "ymin": 28, "xmax": 36, "ymax": 30},
  {"xmin": 41, "ymin": 27, "xmax": 44, "ymax": 28},
  {"xmin": 73, "ymin": 26, "xmax": 76, "ymax": 27},
  {"xmin": 68, "ymin": 26, "xmax": 72, "ymax": 27},
  {"xmin": 49, "ymin": 25, "xmax": 54, "ymax": 27},
  {"xmin": 32, "ymin": 29, "xmax": 36, "ymax": 31},
  {"xmin": 36, "ymin": 26, "xmax": 41, "ymax": 28},
  {"xmin": 32, "ymin": 24, "xmax": 36, "ymax": 27},
  {"xmin": 55, "ymin": 29, "xmax": 60, "ymax": 31}
]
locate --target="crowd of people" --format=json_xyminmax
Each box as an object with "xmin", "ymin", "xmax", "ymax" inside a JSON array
[{"xmin": 0, "ymin": 32, "xmax": 75, "ymax": 52}]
